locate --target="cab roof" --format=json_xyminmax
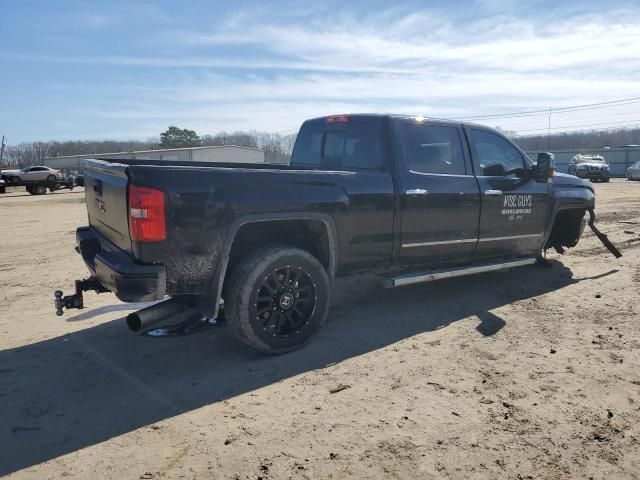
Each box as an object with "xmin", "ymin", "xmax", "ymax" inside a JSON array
[{"xmin": 305, "ymin": 113, "xmax": 489, "ymax": 130}]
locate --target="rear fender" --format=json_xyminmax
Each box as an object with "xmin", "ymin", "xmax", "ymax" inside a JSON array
[{"xmin": 201, "ymin": 213, "xmax": 338, "ymax": 318}]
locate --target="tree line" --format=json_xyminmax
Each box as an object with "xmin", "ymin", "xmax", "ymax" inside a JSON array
[
  {"xmin": 504, "ymin": 127, "xmax": 640, "ymax": 151},
  {"xmin": 2, "ymin": 126, "xmax": 297, "ymax": 168},
  {"xmin": 2, "ymin": 125, "xmax": 638, "ymax": 170}
]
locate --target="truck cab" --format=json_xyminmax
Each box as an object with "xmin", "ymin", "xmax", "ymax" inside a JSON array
[{"xmin": 291, "ymin": 115, "xmax": 554, "ymax": 268}]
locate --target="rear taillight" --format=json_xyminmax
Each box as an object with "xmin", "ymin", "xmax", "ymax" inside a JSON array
[{"xmin": 129, "ymin": 185, "xmax": 166, "ymax": 242}]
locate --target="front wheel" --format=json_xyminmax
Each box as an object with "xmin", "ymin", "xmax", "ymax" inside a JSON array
[{"xmin": 224, "ymin": 246, "xmax": 330, "ymax": 354}]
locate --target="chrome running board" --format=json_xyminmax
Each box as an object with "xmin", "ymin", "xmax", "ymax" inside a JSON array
[{"xmin": 384, "ymin": 257, "xmax": 537, "ymax": 288}]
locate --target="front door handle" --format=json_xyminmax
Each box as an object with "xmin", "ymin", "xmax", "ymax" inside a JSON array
[
  {"xmin": 406, "ymin": 188, "xmax": 429, "ymax": 196},
  {"xmin": 484, "ymin": 189, "xmax": 502, "ymax": 195}
]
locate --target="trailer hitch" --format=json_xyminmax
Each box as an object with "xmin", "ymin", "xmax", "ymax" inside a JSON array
[
  {"xmin": 54, "ymin": 278, "xmax": 110, "ymax": 316},
  {"xmin": 587, "ymin": 208, "xmax": 622, "ymax": 259}
]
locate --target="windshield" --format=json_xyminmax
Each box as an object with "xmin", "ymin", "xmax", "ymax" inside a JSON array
[{"xmin": 576, "ymin": 157, "xmax": 605, "ymax": 164}]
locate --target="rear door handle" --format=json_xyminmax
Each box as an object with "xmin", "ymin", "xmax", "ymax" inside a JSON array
[
  {"xmin": 406, "ymin": 188, "xmax": 429, "ymax": 195},
  {"xmin": 484, "ymin": 189, "xmax": 502, "ymax": 195}
]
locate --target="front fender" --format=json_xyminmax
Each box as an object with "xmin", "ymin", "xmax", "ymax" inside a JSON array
[{"xmin": 543, "ymin": 176, "xmax": 596, "ymax": 250}]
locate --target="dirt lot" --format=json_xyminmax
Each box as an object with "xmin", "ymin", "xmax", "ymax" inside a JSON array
[{"xmin": 1, "ymin": 180, "xmax": 639, "ymax": 479}]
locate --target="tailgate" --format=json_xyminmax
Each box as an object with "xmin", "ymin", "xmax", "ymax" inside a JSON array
[{"xmin": 84, "ymin": 159, "xmax": 132, "ymax": 252}]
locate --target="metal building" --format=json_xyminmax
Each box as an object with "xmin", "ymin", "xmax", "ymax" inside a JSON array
[
  {"xmin": 525, "ymin": 146, "xmax": 640, "ymax": 177},
  {"xmin": 44, "ymin": 145, "xmax": 265, "ymax": 172}
]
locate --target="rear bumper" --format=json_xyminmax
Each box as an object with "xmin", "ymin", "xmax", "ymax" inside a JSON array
[{"xmin": 76, "ymin": 227, "xmax": 166, "ymax": 302}]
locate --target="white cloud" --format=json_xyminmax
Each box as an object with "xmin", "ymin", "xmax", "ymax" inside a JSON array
[
  {"xmin": 6, "ymin": 4, "xmax": 640, "ymax": 141},
  {"xmin": 184, "ymin": 7, "xmax": 640, "ymax": 75}
]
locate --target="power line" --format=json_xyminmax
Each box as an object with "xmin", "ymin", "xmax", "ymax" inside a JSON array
[
  {"xmin": 453, "ymin": 96, "xmax": 640, "ymax": 121},
  {"xmin": 513, "ymin": 123, "xmax": 640, "ymax": 138},
  {"xmin": 515, "ymin": 118, "xmax": 640, "ymax": 134},
  {"xmin": 263, "ymin": 96, "xmax": 640, "ymax": 135},
  {"xmin": 490, "ymin": 110, "xmax": 640, "ymax": 130},
  {"xmin": 264, "ymin": 128, "xmax": 298, "ymax": 136}
]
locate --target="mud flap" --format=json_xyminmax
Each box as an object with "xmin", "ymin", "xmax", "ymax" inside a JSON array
[{"xmin": 587, "ymin": 208, "xmax": 622, "ymax": 258}]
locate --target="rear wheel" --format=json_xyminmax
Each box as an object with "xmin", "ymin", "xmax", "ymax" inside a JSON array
[
  {"xmin": 35, "ymin": 185, "xmax": 47, "ymax": 195},
  {"xmin": 224, "ymin": 245, "xmax": 330, "ymax": 354},
  {"xmin": 46, "ymin": 174, "xmax": 56, "ymax": 182}
]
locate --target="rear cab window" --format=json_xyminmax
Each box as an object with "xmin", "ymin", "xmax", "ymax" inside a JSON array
[{"xmin": 291, "ymin": 117, "xmax": 384, "ymax": 171}]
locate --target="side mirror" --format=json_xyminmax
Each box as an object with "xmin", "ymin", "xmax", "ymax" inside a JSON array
[{"xmin": 535, "ymin": 152, "xmax": 555, "ymax": 181}]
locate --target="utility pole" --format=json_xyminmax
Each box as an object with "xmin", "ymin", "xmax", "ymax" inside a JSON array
[
  {"xmin": 547, "ymin": 107, "xmax": 552, "ymax": 151},
  {"xmin": 0, "ymin": 135, "xmax": 5, "ymax": 176}
]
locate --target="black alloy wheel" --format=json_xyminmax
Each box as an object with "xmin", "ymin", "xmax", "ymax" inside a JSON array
[
  {"xmin": 224, "ymin": 245, "xmax": 330, "ymax": 354},
  {"xmin": 255, "ymin": 266, "xmax": 317, "ymax": 338}
]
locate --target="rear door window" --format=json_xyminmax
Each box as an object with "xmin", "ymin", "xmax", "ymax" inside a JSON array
[
  {"xmin": 291, "ymin": 120, "xmax": 383, "ymax": 170},
  {"xmin": 403, "ymin": 124, "xmax": 467, "ymax": 175}
]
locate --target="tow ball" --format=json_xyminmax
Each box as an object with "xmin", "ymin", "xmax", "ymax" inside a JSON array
[{"xmin": 54, "ymin": 278, "xmax": 110, "ymax": 316}]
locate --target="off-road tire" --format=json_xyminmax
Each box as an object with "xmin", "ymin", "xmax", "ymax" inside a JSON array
[
  {"xmin": 224, "ymin": 245, "xmax": 330, "ymax": 354},
  {"xmin": 35, "ymin": 185, "xmax": 47, "ymax": 195}
]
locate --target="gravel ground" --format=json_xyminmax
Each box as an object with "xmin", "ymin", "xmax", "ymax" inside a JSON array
[{"xmin": 0, "ymin": 179, "xmax": 639, "ymax": 479}]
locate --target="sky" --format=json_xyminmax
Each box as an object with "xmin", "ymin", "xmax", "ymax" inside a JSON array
[{"xmin": 1, "ymin": 0, "xmax": 639, "ymax": 144}]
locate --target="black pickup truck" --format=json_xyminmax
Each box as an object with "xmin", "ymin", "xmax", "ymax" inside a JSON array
[{"xmin": 56, "ymin": 114, "xmax": 607, "ymax": 354}]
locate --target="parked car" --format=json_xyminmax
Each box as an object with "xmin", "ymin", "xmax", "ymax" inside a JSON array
[
  {"xmin": 627, "ymin": 161, "xmax": 640, "ymax": 180},
  {"xmin": 2, "ymin": 166, "xmax": 62, "ymax": 184},
  {"xmin": 568, "ymin": 155, "xmax": 610, "ymax": 182},
  {"xmin": 0, "ymin": 169, "xmax": 21, "ymax": 182},
  {"xmin": 57, "ymin": 114, "xmax": 601, "ymax": 354}
]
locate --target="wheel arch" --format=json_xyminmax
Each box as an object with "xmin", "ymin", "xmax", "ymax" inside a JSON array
[
  {"xmin": 202, "ymin": 213, "xmax": 338, "ymax": 319},
  {"xmin": 543, "ymin": 203, "xmax": 590, "ymax": 253},
  {"xmin": 542, "ymin": 185, "xmax": 595, "ymax": 253}
]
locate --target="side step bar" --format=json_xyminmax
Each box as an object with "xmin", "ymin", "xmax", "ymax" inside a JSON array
[{"xmin": 384, "ymin": 257, "xmax": 537, "ymax": 288}]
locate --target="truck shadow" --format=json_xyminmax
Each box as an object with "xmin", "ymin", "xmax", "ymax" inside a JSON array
[{"xmin": 0, "ymin": 261, "xmax": 616, "ymax": 475}]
